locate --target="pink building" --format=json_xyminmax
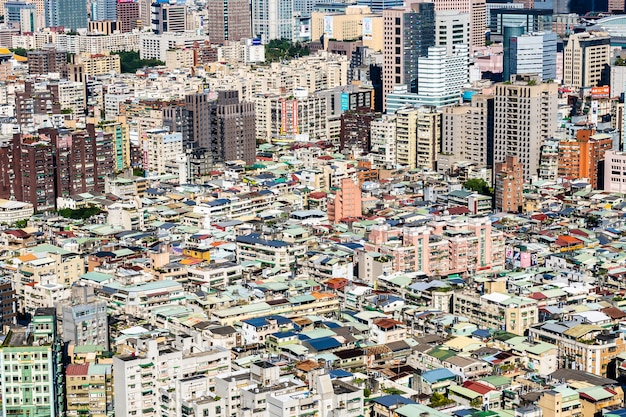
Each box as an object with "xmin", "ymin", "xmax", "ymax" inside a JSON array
[
  {"xmin": 364, "ymin": 216, "xmax": 505, "ymax": 276},
  {"xmin": 327, "ymin": 178, "xmax": 362, "ymax": 223},
  {"xmin": 605, "ymin": 150, "xmax": 626, "ymax": 193}
]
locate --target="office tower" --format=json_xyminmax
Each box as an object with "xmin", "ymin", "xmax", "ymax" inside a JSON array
[
  {"xmin": 505, "ymin": 31, "xmax": 557, "ymax": 82},
  {"xmin": 356, "ymin": 0, "xmax": 402, "ymax": 12},
  {"xmin": 45, "ymin": 0, "xmax": 88, "ymax": 29},
  {"xmin": 0, "ymin": 309, "xmax": 64, "ymax": 417},
  {"xmin": 383, "ymin": 2, "xmax": 435, "ymax": 107},
  {"xmin": 151, "ymin": 0, "xmax": 186, "ymax": 33},
  {"xmin": 206, "ymin": 0, "xmax": 251, "ymax": 43},
  {"xmin": 435, "ymin": 10, "xmax": 470, "ymax": 54},
  {"xmin": 495, "ymin": 155, "xmax": 523, "ymax": 213},
  {"xmin": 295, "ymin": 0, "xmax": 338, "ymax": 14},
  {"xmin": 430, "ymin": 0, "xmax": 485, "ymax": 47},
  {"xmin": 4, "ymin": 1, "xmax": 33, "ymax": 25},
  {"xmin": 563, "ymin": 31, "xmax": 611, "ymax": 88},
  {"xmin": 502, "ymin": 25, "xmax": 525, "ymax": 82},
  {"xmin": 493, "ymin": 74, "xmax": 558, "ymax": 180},
  {"xmin": 19, "ymin": 6, "xmax": 38, "ymax": 32},
  {"xmin": 116, "ymin": 0, "xmax": 140, "ymax": 32},
  {"xmin": 93, "ymin": 0, "xmax": 116, "ymax": 20},
  {"xmin": 441, "ymin": 94, "xmax": 494, "ymax": 170},
  {"xmin": 27, "ymin": 48, "xmax": 68, "ymax": 77},
  {"xmin": 416, "ymin": 44, "xmax": 469, "ymax": 107},
  {"xmin": 251, "ymin": 0, "xmax": 294, "ymax": 41},
  {"xmin": 185, "ymin": 91, "xmax": 256, "ymax": 164},
  {"xmin": 62, "ymin": 286, "xmax": 110, "ymax": 349},
  {"xmin": 489, "ymin": 8, "xmax": 552, "ymax": 35}
]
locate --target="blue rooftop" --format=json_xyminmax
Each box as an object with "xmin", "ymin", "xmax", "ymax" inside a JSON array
[
  {"xmin": 242, "ymin": 315, "xmax": 292, "ymax": 328},
  {"xmin": 372, "ymin": 395, "xmax": 418, "ymax": 408},
  {"xmin": 329, "ymin": 369, "xmax": 353, "ymax": 379},
  {"xmin": 305, "ymin": 337, "xmax": 342, "ymax": 352},
  {"xmin": 472, "ymin": 329, "xmax": 491, "ymax": 339},
  {"xmin": 421, "ymin": 368, "xmax": 456, "ymax": 384},
  {"xmin": 236, "ymin": 234, "xmax": 289, "ymax": 248}
]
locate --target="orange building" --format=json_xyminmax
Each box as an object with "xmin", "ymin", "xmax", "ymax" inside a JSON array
[
  {"xmin": 495, "ymin": 155, "xmax": 523, "ymax": 213},
  {"xmin": 558, "ymin": 129, "xmax": 612, "ymax": 188},
  {"xmin": 328, "ymin": 178, "xmax": 362, "ymax": 223}
]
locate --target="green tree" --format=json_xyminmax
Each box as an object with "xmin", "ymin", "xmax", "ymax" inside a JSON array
[
  {"xmin": 264, "ymin": 40, "xmax": 310, "ymax": 63},
  {"xmin": 363, "ymin": 387, "xmax": 371, "ymax": 398},
  {"xmin": 58, "ymin": 207, "xmax": 103, "ymax": 220},
  {"xmin": 463, "ymin": 178, "xmax": 493, "ymax": 196},
  {"xmin": 111, "ymin": 51, "xmax": 164, "ymax": 73},
  {"xmin": 430, "ymin": 392, "xmax": 453, "ymax": 407},
  {"xmin": 470, "ymin": 398, "xmax": 483, "ymax": 408},
  {"xmin": 13, "ymin": 219, "xmax": 28, "ymax": 229},
  {"xmin": 9, "ymin": 47, "xmax": 28, "ymax": 57}
]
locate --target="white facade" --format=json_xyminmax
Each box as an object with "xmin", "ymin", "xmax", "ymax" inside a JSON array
[
  {"xmin": 510, "ymin": 32, "xmax": 557, "ymax": 82},
  {"xmin": 435, "ymin": 10, "xmax": 470, "ymax": 54},
  {"xmin": 57, "ymin": 81, "xmax": 86, "ymax": 115},
  {"xmin": 251, "ymin": 0, "xmax": 295, "ymax": 41},
  {"xmin": 144, "ymin": 129, "xmax": 183, "ymax": 175},
  {"xmin": 0, "ymin": 199, "xmax": 34, "ymax": 224},
  {"xmin": 370, "ymin": 115, "xmax": 397, "ymax": 169},
  {"xmin": 140, "ymin": 32, "xmax": 210, "ymax": 61},
  {"xmin": 416, "ymin": 45, "xmax": 469, "ymax": 107},
  {"xmin": 605, "ymin": 150, "xmax": 626, "ymax": 193}
]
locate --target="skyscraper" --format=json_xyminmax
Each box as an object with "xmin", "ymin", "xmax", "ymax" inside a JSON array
[
  {"xmin": 416, "ymin": 44, "xmax": 469, "ymax": 107},
  {"xmin": 116, "ymin": 0, "xmax": 140, "ymax": 32},
  {"xmin": 563, "ymin": 31, "xmax": 611, "ymax": 88},
  {"xmin": 356, "ymin": 0, "xmax": 403, "ymax": 12},
  {"xmin": 45, "ymin": 0, "xmax": 88, "ymax": 29},
  {"xmin": 435, "ymin": 10, "xmax": 470, "ymax": 54},
  {"xmin": 93, "ymin": 0, "xmax": 117, "ymax": 20},
  {"xmin": 493, "ymin": 74, "xmax": 558, "ymax": 179},
  {"xmin": 507, "ymin": 31, "xmax": 557, "ymax": 82},
  {"xmin": 151, "ymin": 0, "xmax": 186, "ymax": 33},
  {"xmin": 251, "ymin": 0, "xmax": 294, "ymax": 41},
  {"xmin": 429, "ymin": 0, "xmax": 486, "ymax": 47},
  {"xmin": 502, "ymin": 24, "xmax": 525, "ymax": 82},
  {"xmin": 382, "ymin": 2, "xmax": 435, "ymax": 107},
  {"xmin": 206, "ymin": 0, "xmax": 251, "ymax": 43}
]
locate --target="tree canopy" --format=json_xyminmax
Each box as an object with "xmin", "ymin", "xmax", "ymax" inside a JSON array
[
  {"xmin": 112, "ymin": 51, "xmax": 164, "ymax": 73},
  {"xmin": 463, "ymin": 178, "xmax": 493, "ymax": 196},
  {"xmin": 265, "ymin": 40, "xmax": 310, "ymax": 63}
]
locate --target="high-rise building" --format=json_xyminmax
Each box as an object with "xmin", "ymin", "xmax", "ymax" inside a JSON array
[
  {"xmin": 116, "ymin": 0, "xmax": 140, "ymax": 31},
  {"xmin": 395, "ymin": 106, "xmax": 441, "ymax": 170},
  {"xmin": 558, "ymin": 128, "xmax": 612, "ymax": 189},
  {"xmin": 27, "ymin": 48, "xmax": 68, "ymax": 77},
  {"xmin": 356, "ymin": 0, "xmax": 402, "ymax": 12},
  {"xmin": 493, "ymin": 74, "xmax": 558, "ymax": 180},
  {"xmin": 340, "ymin": 108, "xmax": 379, "ymax": 154},
  {"xmin": 4, "ymin": 1, "xmax": 33, "ymax": 24},
  {"xmin": 11, "ymin": 134, "xmax": 57, "ymax": 211},
  {"xmin": 0, "ymin": 279, "xmax": 16, "ymax": 326},
  {"xmin": 251, "ymin": 0, "xmax": 294, "ymax": 41},
  {"xmin": 93, "ymin": 0, "xmax": 116, "ymax": 20},
  {"xmin": 441, "ymin": 93, "xmax": 494, "ymax": 170},
  {"xmin": 416, "ymin": 44, "xmax": 469, "ymax": 107},
  {"xmin": 489, "ymin": 8, "xmax": 552, "ymax": 35},
  {"xmin": 382, "ymin": 2, "xmax": 435, "ymax": 107},
  {"xmin": 328, "ymin": 178, "xmax": 362, "ymax": 222},
  {"xmin": 495, "ymin": 155, "xmax": 523, "ymax": 213},
  {"xmin": 429, "ymin": 0, "xmax": 485, "ymax": 47},
  {"xmin": 435, "ymin": 10, "xmax": 470, "ymax": 54},
  {"xmin": 206, "ymin": 0, "xmax": 251, "ymax": 43},
  {"xmin": 505, "ymin": 31, "xmax": 557, "ymax": 82},
  {"xmin": 151, "ymin": 0, "xmax": 186, "ymax": 33},
  {"xmin": 370, "ymin": 115, "xmax": 397, "ymax": 168},
  {"xmin": 44, "ymin": 0, "xmax": 88, "ymax": 29},
  {"xmin": 563, "ymin": 31, "xmax": 611, "ymax": 88},
  {"xmin": 605, "ymin": 149, "xmax": 626, "ymax": 192},
  {"xmin": 502, "ymin": 24, "xmax": 525, "ymax": 82},
  {"xmin": 0, "ymin": 309, "xmax": 64, "ymax": 417}
]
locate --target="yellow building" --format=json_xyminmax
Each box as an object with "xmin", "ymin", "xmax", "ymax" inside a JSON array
[
  {"xmin": 538, "ymin": 387, "xmax": 582, "ymax": 417},
  {"xmin": 165, "ymin": 48, "xmax": 195, "ymax": 70},
  {"xmin": 66, "ymin": 363, "xmax": 114, "ymax": 417},
  {"xmin": 74, "ymin": 52, "xmax": 121, "ymax": 76},
  {"xmin": 311, "ymin": 5, "xmax": 383, "ymax": 51}
]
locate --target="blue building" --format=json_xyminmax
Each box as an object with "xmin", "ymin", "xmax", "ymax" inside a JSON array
[{"xmin": 45, "ymin": 0, "xmax": 88, "ymax": 30}]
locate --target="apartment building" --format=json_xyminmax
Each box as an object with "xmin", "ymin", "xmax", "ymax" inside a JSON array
[
  {"xmin": 62, "ymin": 286, "xmax": 109, "ymax": 349},
  {"xmin": 0, "ymin": 309, "xmax": 64, "ymax": 417},
  {"xmin": 98, "ymin": 280, "xmax": 185, "ymax": 318},
  {"xmin": 143, "ymin": 129, "xmax": 183, "ymax": 175},
  {"xmin": 72, "ymin": 52, "xmax": 121, "ymax": 76},
  {"xmin": 328, "ymin": 178, "xmax": 362, "ymax": 223},
  {"xmin": 235, "ymin": 234, "xmax": 306, "ymax": 273},
  {"xmin": 558, "ymin": 130, "xmax": 612, "ymax": 189},
  {"xmin": 453, "ymin": 291, "xmax": 538, "ymax": 335},
  {"xmin": 493, "ymin": 74, "xmax": 558, "ymax": 180},
  {"xmin": 66, "ymin": 363, "xmax": 114, "ymax": 417},
  {"xmin": 529, "ymin": 321, "xmax": 626, "ymax": 377},
  {"xmin": 495, "ymin": 155, "xmax": 523, "ymax": 213},
  {"xmin": 370, "ymin": 115, "xmax": 397, "ymax": 169},
  {"xmin": 395, "ymin": 107, "xmax": 441, "ymax": 170}
]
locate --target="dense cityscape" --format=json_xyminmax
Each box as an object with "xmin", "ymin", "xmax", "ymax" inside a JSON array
[{"xmin": 4, "ymin": 0, "xmax": 626, "ymax": 417}]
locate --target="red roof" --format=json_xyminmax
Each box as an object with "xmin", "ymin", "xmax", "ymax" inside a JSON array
[
  {"xmin": 318, "ymin": 155, "xmax": 333, "ymax": 160},
  {"xmin": 531, "ymin": 214, "xmax": 548, "ymax": 222},
  {"xmin": 309, "ymin": 192, "xmax": 327, "ymax": 199},
  {"xmin": 373, "ymin": 318, "xmax": 404, "ymax": 329},
  {"xmin": 66, "ymin": 364, "xmax": 89, "ymax": 376},
  {"xmin": 556, "ymin": 235, "xmax": 583, "ymax": 246},
  {"xmin": 448, "ymin": 206, "xmax": 471, "ymax": 215},
  {"xmin": 529, "ymin": 292, "xmax": 548, "ymax": 300},
  {"xmin": 462, "ymin": 380, "xmax": 494, "ymax": 395}
]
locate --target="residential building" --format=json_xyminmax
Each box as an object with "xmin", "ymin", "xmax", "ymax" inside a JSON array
[
  {"xmin": 328, "ymin": 178, "xmax": 362, "ymax": 223},
  {"xmin": 27, "ymin": 48, "xmax": 68, "ymax": 77},
  {"xmin": 495, "ymin": 155, "xmax": 523, "ymax": 213},
  {"xmin": 453, "ymin": 291, "xmax": 538, "ymax": 335},
  {"xmin": 395, "ymin": 107, "xmax": 441, "ymax": 170},
  {"xmin": 558, "ymin": 130, "xmax": 612, "ymax": 189},
  {"xmin": 493, "ymin": 74, "xmax": 558, "ymax": 180},
  {"xmin": 143, "ymin": 128, "xmax": 183, "ymax": 175},
  {"xmin": 206, "ymin": 0, "xmax": 251, "ymax": 43},
  {"xmin": 235, "ymin": 234, "xmax": 306, "ymax": 273},
  {"xmin": 0, "ymin": 309, "xmax": 64, "ymax": 417},
  {"xmin": 65, "ymin": 363, "xmax": 114, "ymax": 417},
  {"xmin": 0, "ymin": 199, "xmax": 34, "ymax": 224},
  {"xmin": 0, "ymin": 279, "xmax": 16, "ymax": 326},
  {"xmin": 62, "ymin": 286, "xmax": 109, "ymax": 349},
  {"xmin": 370, "ymin": 114, "xmax": 397, "ymax": 168},
  {"xmin": 605, "ymin": 149, "xmax": 626, "ymax": 193},
  {"xmin": 71, "ymin": 52, "xmax": 121, "ymax": 76},
  {"xmin": 563, "ymin": 31, "xmax": 611, "ymax": 88}
]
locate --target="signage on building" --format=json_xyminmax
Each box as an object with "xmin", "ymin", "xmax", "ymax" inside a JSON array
[
  {"xmin": 362, "ymin": 17, "xmax": 373, "ymax": 41},
  {"xmin": 590, "ymin": 86, "xmax": 610, "ymax": 99},
  {"xmin": 323, "ymin": 16, "xmax": 333, "ymax": 37}
]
